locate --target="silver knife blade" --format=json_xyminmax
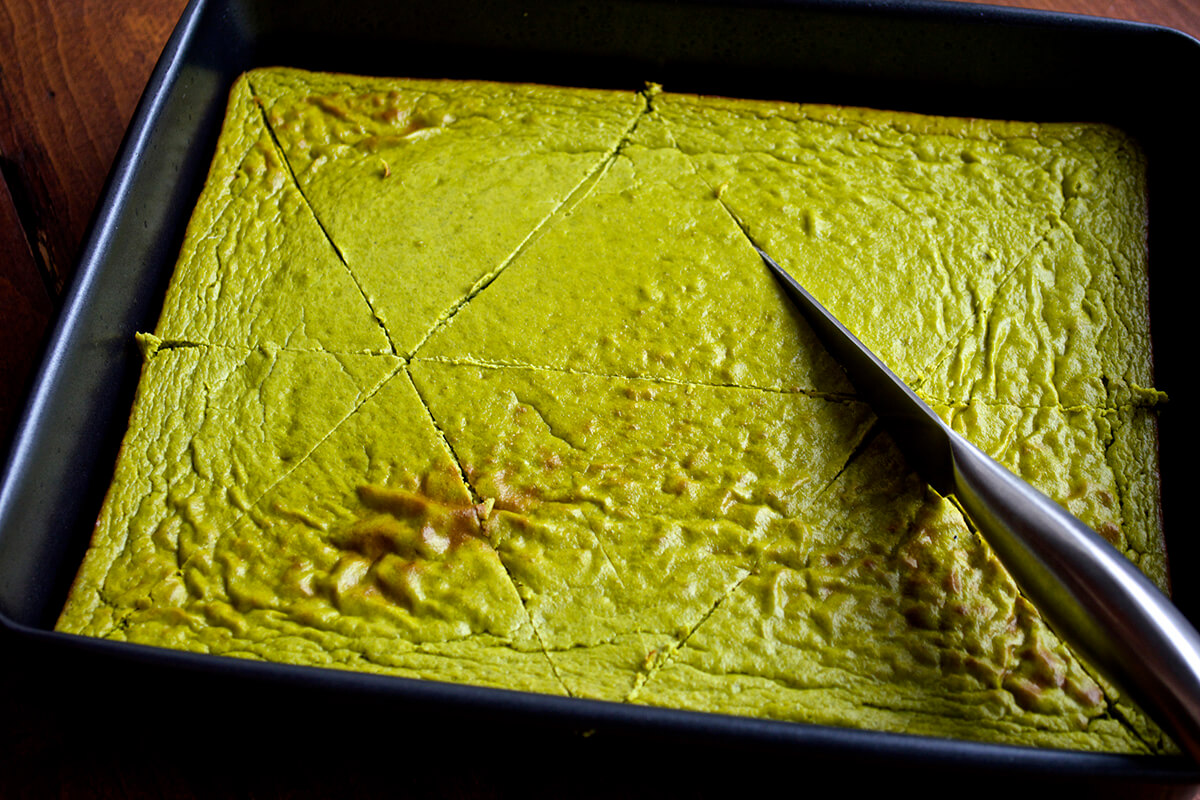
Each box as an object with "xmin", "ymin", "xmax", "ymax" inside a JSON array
[
  {"xmin": 757, "ymin": 244, "xmax": 1200, "ymax": 761},
  {"xmin": 758, "ymin": 247, "xmax": 955, "ymax": 494}
]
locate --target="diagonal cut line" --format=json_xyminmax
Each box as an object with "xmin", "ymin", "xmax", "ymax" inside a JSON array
[
  {"xmin": 404, "ymin": 364, "xmax": 575, "ymax": 697},
  {"xmin": 409, "ymin": 87, "xmax": 657, "ymax": 358},
  {"xmin": 169, "ymin": 359, "xmax": 404, "ymax": 583},
  {"xmin": 669, "ymin": 140, "xmax": 1157, "ymax": 738},
  {"xmin": 404, "ymin": 364, "xmax": 481, "ymax": 505},
  {"xmin": 625, "ymin": 416, "xmax": 875, "ymax": 700},
  {"xmin": 248, "ymin": 79, "xmax": 398, "ymax": 356},
  {"xmin": 678, "ymin": 115, "xmax": 1068, "ymax": 413},
  {"xmin": 909, "ymin": 221, "xmax": 1057, "ymax": 398}
]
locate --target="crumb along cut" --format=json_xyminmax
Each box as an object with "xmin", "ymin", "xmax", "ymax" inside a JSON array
[{"xmin": 58, "ymin": 68, "xmax": 1169, "ymax": 753}]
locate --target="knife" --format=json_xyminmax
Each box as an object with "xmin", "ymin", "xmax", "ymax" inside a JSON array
[{"xmin": 757, "ymin": 245, "xmax": 1200, "ymax": 760}]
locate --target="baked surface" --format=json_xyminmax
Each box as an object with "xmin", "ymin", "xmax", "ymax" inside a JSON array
[{"xmin": 58, "ymin": 68, "xmax": 1166, "ymax": 753}]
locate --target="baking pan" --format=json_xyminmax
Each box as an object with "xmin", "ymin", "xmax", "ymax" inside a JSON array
[{"xmin": 3, "ymin": 0, "xmax": 1199, "ymax": 792}]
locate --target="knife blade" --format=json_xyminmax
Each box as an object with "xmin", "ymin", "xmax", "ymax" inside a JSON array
[{"xmin": 758, "ymin": 245, "xmax": 1200, "ymax": 761}]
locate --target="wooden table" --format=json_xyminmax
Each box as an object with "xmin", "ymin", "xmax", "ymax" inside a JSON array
[{"xmin": 3, "ymin": 1, "xmax": 1200, "ymax": 797}]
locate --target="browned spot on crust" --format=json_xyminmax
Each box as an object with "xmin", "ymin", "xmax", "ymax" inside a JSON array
[
  {"xmin": 348, "ymin": 484, "xmax": 490, "ymax": 555},
  {"xmin": 1097, "ymin": 520, "xmax": 1122, "ymax": 545},
  {"xmin": 489, "ymin": 468, "xmax": 542, "ymax": 513}
]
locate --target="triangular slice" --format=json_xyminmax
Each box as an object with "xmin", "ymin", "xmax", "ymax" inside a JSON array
[
  {"xmin": 656, "ymin": 93, "xmax": 1065, "ymax": 389},
  {"xmin": 919, "ymin": 123, "xmax": 1151, "ymax": 410},
  {"xmin": 249, "ymin": 68, "xmax": 647, "ymax": 355},
  {"xmin": 634, "ymin": 432, "xmax": 1161, "ymax": 753},
  {"xmin": 410, "ymin": 360, "xmax": 872, "ymax": 699},
  {"xmin": 932, "ymin": 398, "xmax": 1167, "ymax": 590},
  {"xmin": 92, "ymin": 367, "xmax": 562, "ymax": 694},
  {"xmin": 57, "ymin": 345, "xmax": 400, "ymax": 636},
  {"xmin": 154, "ymin": 76, "xmax": 391, "ymax": 353},
  {"xmin": 420, "ymin": 116, "xmax": 849, "ymax": 393}
]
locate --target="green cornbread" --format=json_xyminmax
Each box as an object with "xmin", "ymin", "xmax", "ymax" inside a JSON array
[
  {"xmin": 59, "ymin": 68, "xmax": 1166, "ymax": 753},
  {"xmin": 410, "ymin": 361, "xmax": 873, "ymax": 699},
  {"xmin": 637, "ymin": 431, "xmax": 1162, "ymax": 753},
  {"xmin": 58, "ymin": 343, "xmax": 400, "ymax": 635},
  {"xmin": 152, "ymin": 78, "xmax": 392, "ymax": 354},
  {"xmin": 249, "ymin": 68, "xmax": 646, "ymax": 355},
  {"xmin": 421, "ymin": 116, "xmax": 851, "ymax": 393}
]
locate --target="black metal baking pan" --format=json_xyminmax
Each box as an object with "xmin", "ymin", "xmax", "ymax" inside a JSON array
[{"xmin": 3, "ymin": 0, "xmax": 1199, "ymax": 793}]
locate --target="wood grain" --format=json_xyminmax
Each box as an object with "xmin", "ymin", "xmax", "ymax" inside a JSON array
[
  {"xmin": 956, "ymin": 0, "xmax": 1200, "ymax": 36},
  {"xmin": 0, "ymin": 0, "xmax": 188, "ymax": 294},
  {"xmin": 0, "ymin": 166, "xmax": 50, "ymax": 443}
]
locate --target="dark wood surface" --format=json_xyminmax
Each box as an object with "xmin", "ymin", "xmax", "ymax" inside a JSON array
[{"xmin": 3, "ymin": 1, "xmax": 1200, "ymax": 797}]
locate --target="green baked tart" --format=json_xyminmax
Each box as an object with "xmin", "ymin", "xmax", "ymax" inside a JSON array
[{"xmin": 58, "ymin": 68, "xmax": 1167, "ymax": 754}]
